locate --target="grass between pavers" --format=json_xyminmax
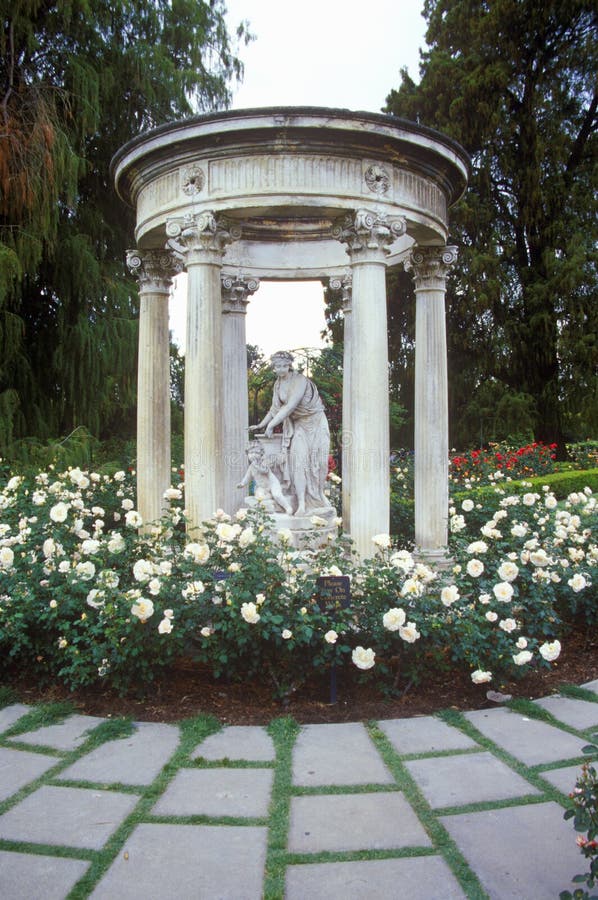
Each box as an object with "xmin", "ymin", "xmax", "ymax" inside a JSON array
[
  {"xmin": 367, "ymin": 722, "xmax": 490, "ymax": 900},
  {"xmin": 2, "ymin": 700, "xmax": 76, "ymax": 737},
  {"xmin": 558, "ymin": 684, "xmax": 598, "ymax": 703}
]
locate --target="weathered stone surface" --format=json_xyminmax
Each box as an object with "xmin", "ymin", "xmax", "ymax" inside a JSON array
[
  {"xmin": 152, "ymin": 767, "xmax": 273, "ymax": 818},
  {"xmin": 540, "ymin": 764, "xmax": 586, "ymax": 795},
  {"xmin": 57, "ymin": 722, "xmax": 179, "ymax": 785},
  {"xmin": 0, "ymin": 784, "xmax": 138, "ymax": 850},
  {"xmin": 464, "ymin": 707, "xmax": 586, "ymax": 765},
  {"xmin": 288, "ymin": 792, "xmax": 430, "ymax": 853},
  {"xmin": 292, "ymin": 722, "xmax": 392, "ymax": 786},
  {"xmin": 0, "ymin": 704, "xmax": 30, "ymax": 733},
  {"xmin": 0, "ymin": 747, "xmax": 59, "ymax": 803},
  {"xmin": 440, "ymin": 802, "xmax": 582, "ymax": 899},
  {"xmin": 534, "ymin": 695, "xmax": 598, "ymax": 730},
  {"xmin": 191, "ymin": 725, "xmax": 275, "ymax": 761},
  {"xmin": 582, "ymin": 679, "xmax": 598, "ymax": 695},
  {"xmin": 91, "ymin": 823, "xmax": 267, "ymax": 899},
  {"xmin": 0, "ymin": 849, "xmax": 89, "ymax": 900},
  {"xmin": 9, "ymin": 714, "xmax": 106, "ymax": 751},
  {"xmin": 379, "ymin": 715, "xmax": 477, "ymax": 755},
  {"xmin": 285, "ymin": 856, "xmax": 466, "ymax": 900},
  {"xmin": 405, "ymin": 751, "xmax": 540, "ymax": 809}
]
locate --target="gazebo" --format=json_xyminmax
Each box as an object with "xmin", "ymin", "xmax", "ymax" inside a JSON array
[{"xmin": 111, "ymin": 107, "xmax": 469, "ymax": 560}]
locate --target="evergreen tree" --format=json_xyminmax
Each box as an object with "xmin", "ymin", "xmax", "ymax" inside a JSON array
[
  {"xmin": 385, "ymin": 0, "xmax": 597, "ymax": 449},
  {"xmin": 1, "ymin": 0, "xmax": 248, "ymax": 456}
]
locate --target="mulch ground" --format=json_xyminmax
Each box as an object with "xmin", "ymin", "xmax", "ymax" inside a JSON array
[{"xmin": 5, "ymin": 629, "xmax": 598, "ymax": 726}]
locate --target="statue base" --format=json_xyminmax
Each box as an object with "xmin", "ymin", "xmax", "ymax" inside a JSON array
[{"xmin": 245, "ymin": 497, "xmax": 338, "ymax": 549}]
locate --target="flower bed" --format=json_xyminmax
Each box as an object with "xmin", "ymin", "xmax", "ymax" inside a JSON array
[{"xmin": 0, "ymin": 465, "xmax": 595, "ymax": 699}]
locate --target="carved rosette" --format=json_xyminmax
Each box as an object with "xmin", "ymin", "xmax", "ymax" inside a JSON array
[
  {"xmin": 364, "ymin": 164, "xmax": 390, "ymax": 195},
  {"xmin": 332, "ymin": 209, "xmax": 407, "ymax": 260},
  {"xmin": 221, "ymin": 274, "xmax": 260, "ymax": 313},
  {"xmin": 126, "ymin": 248, "xmax": 183, "ymax": 294},
  {"xmin": 165, "ymin": 211, "xmax": 242, "ymax": 259},
  {"xmin": 329, "ymin": 272, "xmax": 353, "ymax": 313},
  {"xmin": 181, "ymin": 164, "xmax": 205, "ymax": 196},
  {"xmin": 403, "ymin": 245, "xmax": 458, "ymax": 291}
]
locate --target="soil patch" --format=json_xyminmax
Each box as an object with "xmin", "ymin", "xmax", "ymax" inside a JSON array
[{"xmin": 5, "ymin": 631, "xmax": 598, "ymax": 726}]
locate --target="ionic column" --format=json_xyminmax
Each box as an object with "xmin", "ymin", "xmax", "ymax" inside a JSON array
[
  {"xmin": 221, "ymin": 273, "xmax": 260, "ymax": 514},
  {"xmin": 404, "ymin": 245, "xmax": 458, "ymax": 559},
  {"xmin": 127, "ymin": 248, "xmax": 183, "ymax": 529},
  {"xmin": 333, "ymin": 209, "xmax": 406, "ymax": 558},
  {"xmin": 330, "ymin": 273, "xmax": 352, "ymax": 526},
  {"xmin": 165, "ymin": 212, "xmax": 240, "ymax": 533}
]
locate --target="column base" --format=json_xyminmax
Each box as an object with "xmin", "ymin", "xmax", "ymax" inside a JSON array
[{"xmin": 413, "ymin": 547, "xmax": 454, "ymax": 570}]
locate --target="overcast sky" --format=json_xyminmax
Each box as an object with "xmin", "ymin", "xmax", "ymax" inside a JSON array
[{"xmin": 170, "ymin": 0, "xmax": 427, "ymax": 356}]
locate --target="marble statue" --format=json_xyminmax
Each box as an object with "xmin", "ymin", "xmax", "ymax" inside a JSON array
[
  {"xmin": 237, "ymin": 443, "xmax": 293, "ymax": 515},
  {"xmin": 250, "ymin": 350, "xmax": 332, "ymax": 517}
]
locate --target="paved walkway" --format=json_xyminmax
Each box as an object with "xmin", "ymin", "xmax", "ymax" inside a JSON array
[{"xmin": 1, "ymin": 681, "xmax": 597, "ymax": 899}]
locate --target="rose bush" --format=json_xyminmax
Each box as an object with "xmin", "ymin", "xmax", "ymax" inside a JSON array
[{"xmin": 0, "ymin": 462, "xmax": 595, "ymax": 698}]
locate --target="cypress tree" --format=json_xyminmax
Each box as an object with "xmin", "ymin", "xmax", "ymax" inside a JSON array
[{"xmin": 1, "ymin": 0, "xmax": 248, "ymax": 455}]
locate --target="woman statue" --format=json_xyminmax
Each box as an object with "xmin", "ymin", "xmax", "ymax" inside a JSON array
[{"xmin": 250, "ymin": 351, "xmax": 331, "ymax": 517}]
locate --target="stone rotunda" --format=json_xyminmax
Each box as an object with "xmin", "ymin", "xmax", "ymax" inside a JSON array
[{"xmin": 111, "ymin": 107, "xmax": 469, "ymax": 560}]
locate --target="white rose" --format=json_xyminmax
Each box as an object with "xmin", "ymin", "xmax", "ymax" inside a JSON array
[
  {"xmin": 539, "ymin": 640, "xmax": 561, "ymax": 662},
  {"xmin": 131, "ymin": 597, "xmax": 154, "ymax": 622},
  {"xmin": 0, "ymin": 546, "xmax": 14, "ymax": 568},
  {"xmin": 148, "ymin": 578, "xmax": 161, "ymax": 596},
  {"xmin": 75, "ymin": 561, "xmax": 96, "ymax": 580},
  {"xmin": 50, "ymin": 502, "xmax": 69, "ymax": 523},
  {"xmin": 216, "ymin": 522, "xmax": 240, "ymax": 542},
  {"xmin": 513, "ymin": 649, "xmax": 533, "ymax": 665},
  {"xmin": 107, "ymin": 533, "xmax": 126, "ymax": 553},
  {"xmin": 471, "ymin": 670, "xmax": 492, "ymax": 684},
  {"xmin": 125, "ymin": 510, "xmax": 143, "ymax": 528},
  {"xmin": 281, "ymin": 629, "xmax": 293, "ymax": 640},
  {"xmin": 278, "ymin": 528, "xmax": 293, "ymax": 544},
  {"xmin": 200, "ymin": 626, "xmax": 213, "ymax": 637},
  {"xmin": 372, "ymin": 533, "xmax": 391, "ymax": 549},
  {"xmin": 467, "ymin": 540, "xmax": 488, "ymax": 555},
  {"xmin": 462, "ymin": 499, "xmax": 474, "ymax": 512},
  {"xmin": 478, "ymin": 593, "xmax": 491, "ymax": 605},
  {"xmin": 163, "ymin": 487, "xmax": 183, "ymax": 501},
  {"xmin": 485, "ymin": 611, "xmax": 498, "ymax": 622},
  {"xmin": 400, "ymin": 578, "xmax": 425, "ymax": 598},
  {"xmin": 133, "ymin": 559, "xmax": 154, "ymax": 582},
  {"xmin": 241, "ymin": 601, "xmax": 260, "ymax": 624},
  {"xmin": 511, "ymin": 523, "xmax": 528, "ymax": 538},
  {"xmin": 530, "ymin": 548, "xmax": 551, "ymax": 567},
  {"xmin": 497, "ymin": 561, "xmax": 519, "ymax": 582},
  {"xmin": 352, "ymin": 646, "xmax": 375, "ymax": 670},
  {"xmin": 522, "ymin": 493, "xmax": 539, "ymax": 506},
  {"xmin": 399, "ymin": 622, "xmax": 421, "ymax": 643},
  {"xmin": 516, "ymin": 637, "xmax": 528, "ymax": 649},
  {"xmin": 158, "ymin": 617, "xmax": 173, "ymax": 634},
  {"xmin": 499, "ymin": 618, "xmax": 518, "ymax": 633},
  {"xmin": 493, "ymin": 582, "xmax": 514, "ymax": 603},
  {"xmin": 441, "ymin": 585, "xmax": 460, "ymax": 606},
  {"xmin": 311, "ymin": 516, "xmax": 328, "ymax": 527},
  {"xmin": 184, "ymin": 542, "xmax": 211, "ymax": 564},
  {"xmin": 239, "ymin": 527, "xmax": 255, "ymax": 548},
  {"xmin": 382, "ymin": 607, "xmax": 406, "ymax": 631},
  {"xmin": 324, "ymin": 630, "xmax": 338, "ymax": 644},
  {"xmin": 466, "ymin": 559, "xmax": 484, "ymax": 578},
  {"xmin": 80, "ymin": 538, "xmax": 100, "ymax": 556},
  {"xmin": 568, "ymin": 573, "xmax": 587, "ymax": 592},
  {"xmin": 389, "ymin": 550, "xmax": 414, "ymax": 573}
]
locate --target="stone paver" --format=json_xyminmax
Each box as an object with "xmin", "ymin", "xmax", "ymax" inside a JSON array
[
  {"xmin": 288, "ymin": 792, "xmax": 431, "ymax": 853},
  {"xmin": 0, "ymin": 704, "xmax": 30, "ymax": 733},
  {"xmin": 583, "ymin": 679, "xmax": 598, "ymax": 695},
  {"xmin": 191, "ymin": 724, "xmax": 275, "ymax": 761},
  {"xmin": 379, "ymin": 715, "xmax": 478, "ymax": 755},
  {"xmin": 0, "ymin": 746, "xmax": 59, "ymax": 803},
  {"xmin": 57, "ymin": 722, "xmax": 179, "ymax": 785},
  {"xmin": 405, "ymin": 751, "xmax": 540, "ymax": 809},
  {"xmin": 0, "ymin": 784, "xmax": 138, "ymax": 850},
  {"xmin": 440, "ymin": 801, "xmax": 581, "ymax": 899},
  {"xmin": 152, "ymin": 767, "xmax": 273, "ymax": 818},
  {"xmin": 540, "ymin": 764, "xmax": 585, "ymax": 795},
  {"xmin": 534, "ymin": 695, "xmax": 598, "ymax": 730},
  {"xmin": 91, "ymin": 823, "xmax": 267, "ymax": 899},
  {"xmin": 285, "ymin": 856, "xmax": 467, "ymax": 899},
  {"xmin": 292, "ymin": 722, "xmax": 392, "ymax": 786},
  {"xmin": 0, "ymin": 849, "xmax": 89, "ymax": 900},
  {"xmin": 464, "ymin": 707, "xmax": 587, "ymax": 765},
  {"xmin": 9, "ymin": 714, "xmax": 106, "ymax": 751}
]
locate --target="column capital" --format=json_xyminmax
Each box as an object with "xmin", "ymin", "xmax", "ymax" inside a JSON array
[
  {"xmin": 221, "ymin": 273, "xmax": 260, "ymax": 313},
  {"xmin": 329, "ymin": 272, "xmax": 353, "ymax": 314},
  {"xmin": 126, "ymin": 248, "xmax": 183, "ymax": 294},
  {"xmin": 165, "ymin": 211, "xmax": 242, "ymax": 262},
  {"xmin": 332, "ymin": 209, "xmax": 407, "ymax": 263},
  {"xmin": 404, "ymin": 245, "xmax": 458, "ymax": 291}
]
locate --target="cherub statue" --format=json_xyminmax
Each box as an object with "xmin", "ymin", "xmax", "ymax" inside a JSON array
[{"xmin": 237, "ymin": 443, "xmax": 293, "ymax": 515}]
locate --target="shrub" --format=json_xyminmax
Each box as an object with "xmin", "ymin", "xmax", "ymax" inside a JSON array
[{"xmin": 561, "ymin": 734, "xmax": 598, "ymax": 900}]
